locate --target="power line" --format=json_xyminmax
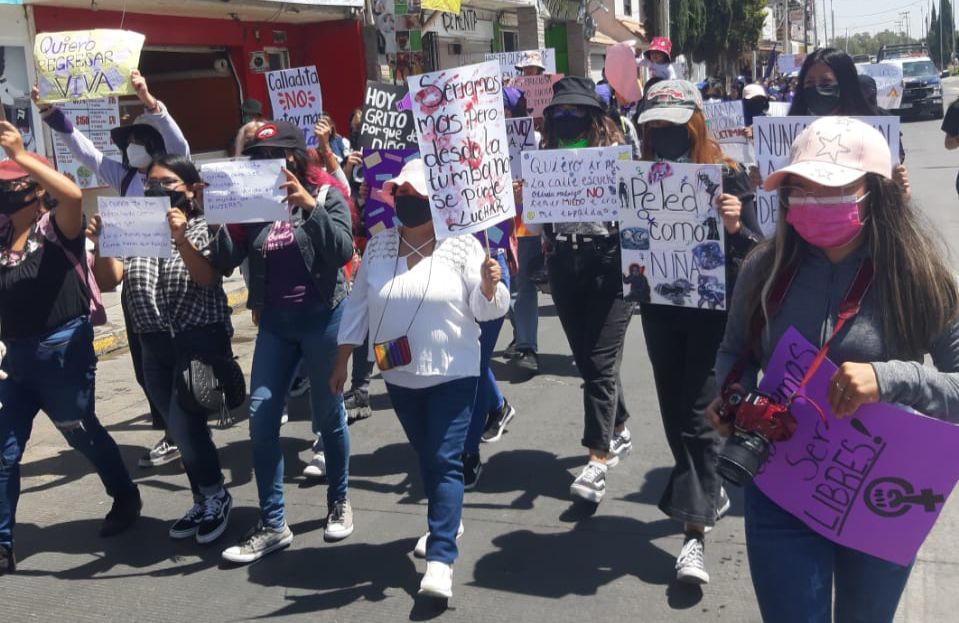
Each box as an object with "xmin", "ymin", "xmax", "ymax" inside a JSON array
[{"xmin": 835, "ymin": 0, "xmax": 925, "ymax": 20}]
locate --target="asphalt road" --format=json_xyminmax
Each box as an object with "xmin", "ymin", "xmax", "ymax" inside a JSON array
[{"xmin": 5, "ymin": 114, "xmax": 959, "ymax": 622}]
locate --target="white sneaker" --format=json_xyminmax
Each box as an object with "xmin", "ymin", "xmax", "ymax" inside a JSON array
[
  {"xmin": 606, "ymin": 427, "xmax": 633, "ymax": 468},
  {"xmin": 413, "ymin": 521, "xmax": 464, "ymax": 558},
  {"xmin": 418, "ymin": 561, "xmax": 453, "ymax": 599},
  {"xmin": 676, "ymin": 532, "xmax": 710, "ymax": 584},
  {"xmin": 302, "ymin": 451, "xmax": 326, "ymax": 478}
]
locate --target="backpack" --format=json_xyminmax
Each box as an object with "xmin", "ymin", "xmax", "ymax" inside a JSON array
[{"xmin": 36, "ymin": 212, "xmax": 107, "ymax": 326}]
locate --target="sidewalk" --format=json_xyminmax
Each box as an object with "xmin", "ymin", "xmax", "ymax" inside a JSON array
[{"xmin": 92, "ymin": 274, "xmax": 249, "ymax": 355}]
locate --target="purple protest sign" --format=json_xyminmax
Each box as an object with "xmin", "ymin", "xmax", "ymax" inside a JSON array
[
  {"xmin": 361, "ymin": 148, "xmax": 418, "ymax": 237},
  {"xmin": 754, "ymin": 327, "xmax": 959, "ymax": 565}
]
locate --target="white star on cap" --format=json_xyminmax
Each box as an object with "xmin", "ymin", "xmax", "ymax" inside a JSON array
[{"xmin": 815, "ymin": 133, "xmax": 851, "ymax": 163}]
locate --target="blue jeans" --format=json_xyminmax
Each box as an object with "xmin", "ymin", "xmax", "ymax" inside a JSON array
[
  {"xmin": 466, "ymin": 252, "xmax": 509, "ymax": 455},
  {"xmin": 249, "ymin": 302, "xmax": 349, "ymax": 529},
  {"xmin": 0, "ymin": 317, "xmax": 136, "ymax": 546},
  {"xmin": 387, "ymin": 376, "xmax": 477, "ymax": 564},
  {"xmin": 745, "ymin": 483, "xmax": 913, "ymax": 623},
  {"xmin": 139, "ymin": 325, "xmax": 229, "ymax": 498},
  {"xmin": 510, "ymin": 236, "xmax": 541, "ymax": 352}
]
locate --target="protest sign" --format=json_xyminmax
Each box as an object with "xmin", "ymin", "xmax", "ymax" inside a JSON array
[
  {"xmin": 704, "ymin": 100, "xmax": 750, "ymax": 162},
  {"xmin": 34, "ymin": 30, "xmax": 144, "ymax": 104},
  {"xmin": 511, "ymin": 74, "xmax": 563, "ymax": 119},
  {"xmin": 407, "ymin": 60, "xmax": 515, "ymax": 239},
  {"xmin": 753, "ymin": 115, "xmax": 900, "ymax": 235},
  {"xmin": 616, "ymin": 161, "xmax": 726, "ymax": 309},
  {"xmin": 767, "ymin": 101, "xmax": 791, "ymax": 117},
  {"xmin": 755, "ymin": 327, "xmax": 959, "ymax": 566},
  {"xmin": 359, "ymin": 82, "xmax": 417, "ymax": 150},
  {"xmin": 506, "ymin": 117, "xmax": 536, "ymax": 179},
  {"xmin": 201, "ymin": 159, "xmax": 289, "ymax": 225},
  {"xmin": 858, "ymin": 63, "xmax": 904, "ymax": 110},
  {"xmin": 521, "ymin": 145, "xmax": 632, "ymax": 223},
  {"xmin": 50, "ymin": 97, "xmax": 121, "ymax": 189},
  {"xmin": 485, "ymin": 49, "xmax": 557, "ymax": 77},
  {"xmin": 97, "ymin": 196, "xmax": 171, "ymax": 258},
  {"xmin": 776, "ymin": 54, "xmax": 803, "ymax": 75},
  {"xmin": 362, "ymin": 148, "xmax": 419, "ymax": 236},
  {"xmin": 266, "ymin": 66, "xmax": 323, "ymax": 149}
]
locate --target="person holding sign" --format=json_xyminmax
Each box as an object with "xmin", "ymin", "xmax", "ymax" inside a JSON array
[
  {"xmin": 331, "ymin": 158, "xmax": 509, "ymax": 600},
  {"xmin": 635, "ymin": 80, "xmax": 762, "ymax": 585},
  {"xmin": 207, "ymin": 121, "xmax": 357, "ymax": 564},
  {"xmin": 0, "ymin": 121, "xmax": 140, "ymax": 575},
  {"xmin": 708, "ymin": 116, "xmax": 959, "ymax": 622}
]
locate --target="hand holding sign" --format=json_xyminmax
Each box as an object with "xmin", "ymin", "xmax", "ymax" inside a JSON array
[
  {"xmin": 480, "ymin": 255, "xmax": 501, "ymax": 300},
  {"xmin": 167, "ymin": 208, "xmax": 188, "ymax": 246},
  {"xmin": 715, "ymin": 193, "xmax": 742, "ymax": 234},
  {"xmin": 130, "ymin": 69, "xmax": 158, "ymax": 111},
  {"xmin": 280, "ymin": 168, "xmax": 317, "ymax": 211},
  {"xmin": 0, "ymin": 120, "xmax": 25, "ymax": 160},
  {"xmin": 828, "ymin": 362, "xmax": 881, "ymax": 418}
]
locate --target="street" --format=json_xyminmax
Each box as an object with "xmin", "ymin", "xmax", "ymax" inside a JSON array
[{"xmin": 4, "ymin": 114, "xmax": 959, "ymax": 623}]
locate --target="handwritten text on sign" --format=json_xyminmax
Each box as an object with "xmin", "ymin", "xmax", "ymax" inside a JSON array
[
  {"xmin": 35, "ymin": 29, "xmax": 145, "ymax": 104},
  {"xmin": 506, "ymin": 117, "xmax": 536, "ymax": 179},
  {"xmin": 521, "ymin": 145, "xmax": 632, "ymax": 223},
  {"xmin": 512, "ymin": 74, "xmax": 563, "ymax": 119},
  {"xmin": 755, "ymin": 327, "xmax": 959, "ymax": 566},
  {"xmin": 97, "ymin": 196, "xmax": 171, "ymax": 258},
  {"xmin": 703, "ymin": 100, "xmax": 750, "ymax": 163},
  {"xmin": 51, "ymin": 97, "xmax": 121, "ymax": 189},
  {"xmin": 485, "ymin": 49, "xmax": 557, "ymax": 77},
  {"xmin": 407, "ymin": 60, "xmax": 515, "ymax": 239},
  {"xmin": 753, "ymin": 115, "xmax": 900, "ymax": 236},
  {"xmin": 202, "ymin": 159, "xmax": 289, "ymax": 225},
  {"xmin": 617, "ymin": 161, "xmax": 726, "ymax": 309},
  {"xmin": 359, "ymin": 82, "xmax": 417, "ymax": 150},
  {"xmin": 266, "ymin": 66, "xmax": 323, "ymax": 149}
]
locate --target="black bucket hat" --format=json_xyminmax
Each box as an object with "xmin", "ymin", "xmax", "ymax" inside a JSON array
[
  {"xmin": 243, "ymin": 120, "xmax": 307, "ymax": 154},
  {"xmin": 543, "ymin": 76, "xmax": 603, "ymax": 116},
  {"xmin": 110, "ymin": 114, "xmax": 166, "ymax": 152}
]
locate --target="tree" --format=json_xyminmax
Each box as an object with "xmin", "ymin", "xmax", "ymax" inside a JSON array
[
  {"xmin": 928, "ymin": 0, "xmax": 956, "ymax": 68},
  {"xmin": 832, "ymin": 30, "xmax": 923, "ymax": 58}
]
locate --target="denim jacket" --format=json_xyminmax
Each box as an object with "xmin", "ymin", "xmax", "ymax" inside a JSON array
[{"xmin": 207, "ymin": 185, "xmax": 354, "ymax": 312}]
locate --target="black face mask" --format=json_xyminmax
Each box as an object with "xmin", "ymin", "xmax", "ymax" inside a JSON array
[
  {"xmin": 648, "ymin": 125, "xmax": 692, "ymax": 161},
  {"xmin": 144, "ymin": 186, "xmax": 190, "ymax": 210},
  {"xmin": 0, "ymin": 183, "xmax": 39, "ymax": 216},
  {"xmin": 803, "ymin": 85, "xmax": 841, "ymax": 116},
  {"xmin": 553, "ymin": 114, "xmax": 592, "ymax": 141},
  {"xmin": 394, "ymin": 195, "xmax": 432, "ymax": 228},
  {"xmin": 745, "ymin": 99, "xmax": 769, "ymax": 118}
]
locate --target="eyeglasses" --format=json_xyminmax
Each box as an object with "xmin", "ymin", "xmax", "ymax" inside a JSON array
[
  {"xmin": 779, "ymin": 185, "xmax": 868, "ymax": 204},
  {"xmin": 550, "ymin": 108, "xmax": 588, "ymax": 120},
  {"xmin": 145, "ymin": 177, "xmax": 183, "ymax": 191}
]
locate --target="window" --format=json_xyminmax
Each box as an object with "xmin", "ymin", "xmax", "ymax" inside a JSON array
[
  {"xmin": 502, "ymin": 31, "xmax": 518, "ymax": 52},
  {"xmin": 623, "ymin": 0, "xmax": 632, "ymax": 17}
]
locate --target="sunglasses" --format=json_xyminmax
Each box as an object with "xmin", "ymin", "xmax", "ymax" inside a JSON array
[{"xmin": 550, "ymin": 108, "xmax": 588, "ymax": 120}]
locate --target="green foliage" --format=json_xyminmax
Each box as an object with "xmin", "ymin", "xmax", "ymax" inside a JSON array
[
  {"xmin": 831, "ymin": 30, "xmax": 924, "ymax": 58},
  {"xmin": 928, "ymin": 0, "xmax": 956, "ymax": 69}
]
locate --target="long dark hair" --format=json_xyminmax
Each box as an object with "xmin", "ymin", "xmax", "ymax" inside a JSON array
[
  {"xmin": 789, "ymin": 48, "xmax": 878, "ymax": 116},
  {"xmin": 542, "ymin": 106, "xmax": 624, "ymax": 149},
  {"xmin": 148, "ymin": 154, "xmax": 203, "ymax": 216}
]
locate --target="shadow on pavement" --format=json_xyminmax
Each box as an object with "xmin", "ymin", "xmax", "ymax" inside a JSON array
[
  {"xmin": 618, "ymin": 467, "xmax": 746, "ymax": 519},
  {"xmin": 464, "ymin": 449, "xmax": 584, "ymax": 510}
]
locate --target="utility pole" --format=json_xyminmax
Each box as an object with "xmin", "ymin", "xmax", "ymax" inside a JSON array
[
  {"xmin": 900, "ymin": 11, "xmax": 911, "ymax": 39},
  {"xmin": 831, "ymin": 4, "xmax": 836, "ymax": 47},
  {"xmin": 821, "ymin": 0, "xmax": 828, "ymax": 46},
  {"xmin": 942, "ymin": 0, "xmax": 946, "ymax": 69},
  {"xmin": 782, "ymin": 0, "xmax": 790, "ymax": 54},
  {"xmin": 803, "ymin": 0, "xmax": 809, "ymax": 53}
]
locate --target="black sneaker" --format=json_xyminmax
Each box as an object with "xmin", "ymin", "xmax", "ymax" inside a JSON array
[
  {"xmin": 0, "ymin": 543, "xmax": 15, "ymax": 575},
  {"xmin": 169, "ymin": 501, "xmax": 204, "ymax": 540},
  {"xmin": 289, "ymin": 376, "xmax": 311, "ymax": 398},
  {"xmin": 463, "ymin": 453, "xmax": 482, "ymax": 490},
  {"xmin": 570, "ymin": 461, "xmax": 607, "ymax": 503},
  {"xmin": 503, "ymin": 340, "xmax": 519, "ymax": 358},
  {"xmin": 197, "ymin": 490, "xmax": 233, "ymax": 544},
  {"xmin": 345, "ymin": 389, "xmax": 372, "ymax": 423},
  {"xmin": 513, "ymin": 349, "xmax": 540, "ymax": 375},
  {"xmin": 100, "ymin": 488, "xmax": 142, "ymax": 537},
  {"xmin": 138, "ymin": 436, "xmax": 180, "ymax": 468},
  {"xmin": 481, "ymin": 399, "xmax": 516, "ymax": 443}
]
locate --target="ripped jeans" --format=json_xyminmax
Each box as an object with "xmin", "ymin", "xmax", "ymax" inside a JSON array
[{"xmin": 0, "ymin": 317, "xmax": 137, "ymax": 547}]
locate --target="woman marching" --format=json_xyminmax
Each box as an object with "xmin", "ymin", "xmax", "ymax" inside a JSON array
[
  {"xmin": 709, "ymin": 116, "xmax": 959, "ymax": 622},
  {"xmin": 331, "ymin": 158, "xmax": 509, "ymax": 600},
  {"xmin": 0, "ymin": 121, "xmax": 140, "ymax": 574},
  {"xmin": 634, "ymin": 80, "xmax": 762, "ymax": 584}
]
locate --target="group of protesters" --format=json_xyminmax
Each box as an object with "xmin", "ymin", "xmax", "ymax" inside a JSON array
[{"xmin": 1, "ymin": 38, "xmax": 958, "ymax": 623}]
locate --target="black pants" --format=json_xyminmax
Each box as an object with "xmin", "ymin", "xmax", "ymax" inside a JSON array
[
  {"xmin": 122, "ymin": 293, "xmax": 165, "ymax": 431},
  {"xmin": 547, "ymin": 240, "xmax": 633, "ymax": 452},
  {"xmin": 350, "ymin": 333, "xmax": 373, "ymax": 394},
  {"xmin": 641, "ymin": 304, "xmax": 725, "ymax": 526}
]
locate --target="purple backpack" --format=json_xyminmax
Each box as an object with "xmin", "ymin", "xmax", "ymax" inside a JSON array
[{"xmin": 36, "ymin": 212, "xmax": 107, "ymax": 326}]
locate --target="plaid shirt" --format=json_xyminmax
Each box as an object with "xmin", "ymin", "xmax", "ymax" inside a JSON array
[{"xmin": 123, "ymin": 216, "xmax": 232, "ymax": 335}]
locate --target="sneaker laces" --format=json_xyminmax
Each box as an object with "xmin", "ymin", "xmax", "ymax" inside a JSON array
[
  {"xmin": 200, "ymin": 493, "xmax": 226, "ymax": 522},
  {"xmin": 677, "ymin": 535, "xmax": 705, "ymax": 570},
  {"xmin": 579, "ymin": 463, "xmax": 606, "ymax": 483},
  {"xmin": 329, "ymin": 501, "xmax": 347, "ymax": 524},
  {"xmin": 181, "ymin": 501, "xmax": 204, "ymax": 523}
]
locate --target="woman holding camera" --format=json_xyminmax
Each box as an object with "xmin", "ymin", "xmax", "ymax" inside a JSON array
[{"xmin": 709, "ymin": 116, "xmax": 959, "ymax": 622}]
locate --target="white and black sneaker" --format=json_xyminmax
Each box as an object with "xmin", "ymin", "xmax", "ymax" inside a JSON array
[
  {"xmin": 676, "ymin": 531, "xmax": 709, "ymax": 584},
  {"xmin": 463, "ymin": 453, "xmax": 482, "ymax": 491},
  {"xmin": 169, "ymin": 501, "xmax": 204, "ymax": 540},
  {"xmin": 705, "ymin": 486, "xmax": 731, "ymax": 534},
  {"xmin": 570, "ymin": 461, "xmax": 607, "ymax": 503},
  {"xmin": 289, "ymin": 376, "xmax": 311, "ymax": 398},
  {"xmin": 196, "ymin": 490, "xmax": 232, "ymax": 544},
  {"xmin": 222, "ymin": 522, "xmax": 293, "ymax": 564},
  {"xmin": 302, "ymin": 436, "xmax": 326, "ymax": 478},
  {"xmin": 607, "ymin": 427, "xmax": 633, "ymax": 468},
  {"xmin": 324, "ymin": 499, "xmax": 354, "ymax": 542},
  {"xmin": 138, "ymin": 437, "xmax": 180, "ymax": 468},
  {"xmin": 481, "ymin": 399, "xmax": 516, "ymax": 443}
]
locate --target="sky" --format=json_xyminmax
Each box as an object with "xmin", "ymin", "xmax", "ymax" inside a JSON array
[{"xmin": 824, "ymin": 0, "xmax": 943, "ymax": 40}]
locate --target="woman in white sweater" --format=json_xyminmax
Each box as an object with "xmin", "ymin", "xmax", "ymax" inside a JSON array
[{"xmin": 330, "ymin": 158, "xmax": 509, "ymax": 601}]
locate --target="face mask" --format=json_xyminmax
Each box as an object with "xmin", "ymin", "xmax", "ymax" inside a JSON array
[
  {"xmin": 648, "ymin": 125, "xmax": 691, "ymax": 161},
  {"xmin": 394, "ymin": 195, "xmax": 432, "ymax": 228},
  {"xmin": 552, "ymin": 112, "xmax": 591, "ymax": 141},
  {"xmin": 144, "ymin": 185, "xmax": 189, "ymax": 210},
  {"xmin": 0, "ymin": 183, "xmax": 39, "ymax": 216},
  {"xmin": 786, "ymin": 193, "xmax": 868, "ymax": 248},
  {"xmin": 803, "ymin": 85, "xmax": 841, "ymax": 116},
  {"xmin": 745, "ymin": 99, "xmax": 769, "ymax": 118},
  {"xmin": 126, "ymin": 143, "xmax": 153, "ymax": 169}
]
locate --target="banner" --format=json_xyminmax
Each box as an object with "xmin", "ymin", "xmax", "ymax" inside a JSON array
[
  {"xmin": 266, "ymin": 66, "xmax": 323, "ymax": 150},
  {"xmin": 422, "ymin": 0, "xmax": 460, "ymax": 14},
  {"xmin": 485, "ymin": 49, "xmax": 558, "ymax": 78},
  {"xmin": 617, "ymin": 161, "xmax": 726, "ymax": 309},
  {"xmin": 755, "ymin": 327, "xmax": 959, "ymax": 566},
  {"xmin": 753, "ymin": 115, "xmax": 900, "ymax": 236},
  {"xmin": 521, "ymin": 145, "xmax": 632, "ymax": 224},
  {"xmin": 506, "ymin": 117, "xmax": 536, "ymax": 179},
  {"xmin": 407, "ymin": 60, "xmax": 515, "ymax": 239},
  {"xmin": 511, "ymin": 74, "xmax": 563, "ymax": 119},
  {"xmin": 202, "ymin": 159, "xmax": 289, "ymax": 225},
  {"xmin": 858, "ymin": 63, "xmax": 904, "ymax": 110},
  {"xmin": 34, "ymin": 29, "xmax": 144, "ymax": 103},
  {"xmin": 703, "ymin": 100, "xmax": 750, "ymax": 163},
  {"xmin": 50, "ymin": 97, "xmax": 121, "ymax": 189},
  {"xmin": 359, "ymin": 82, "xmax": 417, "ymax": 150},
  {"xmin": 97, "ymin": 196, "xmax": 171, "ymax": 258},
  {"xmin": 362, "ymin": 148, "xmax": 419, "ymax": 236}
]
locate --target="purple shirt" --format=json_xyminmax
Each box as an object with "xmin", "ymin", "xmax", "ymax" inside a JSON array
[{"xmin": 265, "ymin": 240, "xmax": 320, "ymax": 307}]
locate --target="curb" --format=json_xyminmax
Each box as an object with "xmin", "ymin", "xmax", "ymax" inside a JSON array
[{"xmin": 93, "ymin": 286, "xmax": 249, "ymax": 356}]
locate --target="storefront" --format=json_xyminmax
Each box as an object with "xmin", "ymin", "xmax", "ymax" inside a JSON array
[
  {"xmin": 0, "ymin": 3, "xmax": 44, "ymax": 158},
  {"xmin": 423, "ymin": 7, "xmax": 496, "ymax": 69}
]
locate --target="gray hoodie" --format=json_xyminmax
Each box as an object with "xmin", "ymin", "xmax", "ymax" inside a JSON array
[{"xmin": 715, "ymin": 244, "xmax": 959, "ymax": 422}]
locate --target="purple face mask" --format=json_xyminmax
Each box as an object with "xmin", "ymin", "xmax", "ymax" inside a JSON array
[{"xmin": 785, "ymin": 193, "xmax": 869, "ymax": 249}]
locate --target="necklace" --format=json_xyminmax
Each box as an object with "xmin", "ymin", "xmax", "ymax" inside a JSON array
[{"xmin": 400, "ymin": 235, "xmax": 435, "ymax": 259}]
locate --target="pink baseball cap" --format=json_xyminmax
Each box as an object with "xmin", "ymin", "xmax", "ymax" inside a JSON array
[
  {"xmin": 764, "ymin": 116, "xmax": 893, "ymax": 191},
  {"xmin": 382, "ymin": 158, "xmax": 428, "ymax": 206}
]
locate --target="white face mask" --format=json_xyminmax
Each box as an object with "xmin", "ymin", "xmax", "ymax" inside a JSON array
[{"xmin": 126, "ymin": 144, "xmax": 152, "ymax": 169}]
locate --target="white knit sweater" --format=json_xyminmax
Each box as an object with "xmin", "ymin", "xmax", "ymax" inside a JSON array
[{"xmin": 337, "ymin": 228, "xmax": 510, "ymax": 389}]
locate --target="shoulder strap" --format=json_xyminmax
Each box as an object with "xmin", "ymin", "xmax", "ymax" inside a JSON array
[{"xmin": 120, "ymin": 168, "xmax": 138, "ymax": 197}]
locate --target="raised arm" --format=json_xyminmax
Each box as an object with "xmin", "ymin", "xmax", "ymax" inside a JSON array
[{"xmin": 131, "ymin": 70, "xmax": 190, "ymax": 158}]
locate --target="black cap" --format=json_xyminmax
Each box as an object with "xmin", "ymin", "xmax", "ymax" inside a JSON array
[
  {"xmin": 243, "ymin": 120, "xmax": 306, "ymax": 154},
  {"xmin": 858, "ymin": 74, "xmax": 878, "ymax": 99},
  {"xmin": 543, "ymin": 76, "xmax": 603, "ymax": 116}
]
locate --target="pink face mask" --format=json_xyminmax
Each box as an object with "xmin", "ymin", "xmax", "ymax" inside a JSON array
[{"xmin": 785, "ymin": 193, "xmax": 868, "ymax": 249}]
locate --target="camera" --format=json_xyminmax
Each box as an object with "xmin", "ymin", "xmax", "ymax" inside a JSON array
[{"xmin": 716, "ymin": 388, "xmax": 797, "ymax": 486}]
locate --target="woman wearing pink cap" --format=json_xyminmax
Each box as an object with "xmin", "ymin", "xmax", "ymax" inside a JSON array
[{"xmin": 709, "ymin": 116, "xmax": 959, "ymax": 621}]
